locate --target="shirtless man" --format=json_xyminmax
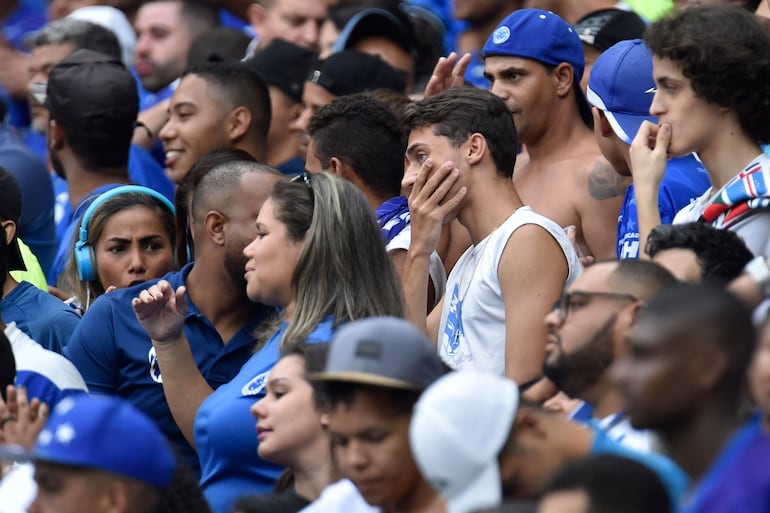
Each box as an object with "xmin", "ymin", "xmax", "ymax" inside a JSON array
[
  {"xmin": 483, "ymin": 9, "xmax": 628, "ymax": 258},
  {"xmin": 429, "ymin": 9, "xmax": 628, "ymax": 258}
]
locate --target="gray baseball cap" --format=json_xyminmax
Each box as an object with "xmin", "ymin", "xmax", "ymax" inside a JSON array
[{"xmin": 310, "ymin": 316, "xmax": 446, "ymax": 390}]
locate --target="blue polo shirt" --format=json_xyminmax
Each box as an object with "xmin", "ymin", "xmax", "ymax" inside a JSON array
[
  {"xmin": 196, "ymin": 316, "xmax": 335, "ymax": 513},
  {"xmin": 617, "ymin": 154, "xmax": 710, "ymax": 259},
  {"xmin": 64, "ymin": 263, "xmax": 273, "ymax": 474},
  {"xmin": 1, "ymin": 281, "xmax": 80, "ymax": 354}
]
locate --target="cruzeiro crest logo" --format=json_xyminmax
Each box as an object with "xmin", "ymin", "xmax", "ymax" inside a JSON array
[
  {"xmin": 148, "ymin": 347, "xmax": 162, "ymax": 384},
  {"xmin": 492, "ymin": 26, "xmax": 511, "ymax": 45},
  {"xmin": 241, "ymin": 370, "xmax": 270, "ymax": 397}
]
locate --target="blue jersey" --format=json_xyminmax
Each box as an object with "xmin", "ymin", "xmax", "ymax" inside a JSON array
[
  {"xmin": 64, "ymin": 264, "xmax": 274, "ymax": 474},
  {"xmin": 679, "ymin": 417, "xmax": 770, "ymax": 513},
  {"xmin": 195, "ymin": 316, "xmax": 335, "ymax": 513},
  {"xmin": 617, "ymin": 154, "xmax": 710, "ymax": 259},
  {"xmin": 1, "ymin": 281, "xmax": 80, "ymax": 354},
  {"xmin": 0, "ymin": 127, "xmax": 56, "ymax": 273}
]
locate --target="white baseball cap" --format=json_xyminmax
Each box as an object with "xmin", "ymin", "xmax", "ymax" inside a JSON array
[{"xmin": 409, "ymin": 371, "xmax": 520, "ymax": 513}]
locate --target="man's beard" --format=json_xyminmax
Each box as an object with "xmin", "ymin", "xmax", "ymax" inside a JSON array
[
  {"xmin": 223, "ymin": 238, "xmax": 249, "ymax": 296},
  {"xmin": 543, "ymin": 314, "xmax": 617, "ymax": 399}
]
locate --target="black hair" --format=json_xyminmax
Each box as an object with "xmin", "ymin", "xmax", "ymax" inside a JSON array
[
  {"xmin": 645, "ymin": 222, "xmax": 754, "ymax": 284},
  {"xmin": 317, "ymin": 381, "xmax": 421, "ymax": 417},
  {"xmin": 640, "ymin": 283, "xmax": 756, "ymax": 401},
  {"xmin": 182, "ymin": 61, "xmax": 272, "ymax": 153},
  {"xmin": 174, "ymin": 149, "xmax": 257, "ymax": 265},
  {"xmin": 0, "ymin": 223, "xmax": 14, "ymax": 400},
  {"xmin": 307, "ymin": 93, "xmax": 404, "ymax": 199},
  {"xmin": 645, "ymin": 5, "xmax": 770, "ymax": 144},
  {"xmin": 153, "ymin": 449, "xmax": 212, "ymax": 513},
  {"xmin": 540, "ymin": 455, "xmax": 671, "ymax": 513},
  {"xmin": 403, "ymin": 87, "xmax": 518, "ymax": 178},
  {"xmin": 186, "ymin": 27, "xmax": 251, "ymax": 66},
  {"xmin": 608, "ymin": 258, "xmax": 678, "ymax": 297}
]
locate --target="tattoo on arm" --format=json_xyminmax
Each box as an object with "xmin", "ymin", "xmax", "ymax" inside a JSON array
[{"xmin": 587, "ymin": 160, "xmax": 629, "ymax": 200}]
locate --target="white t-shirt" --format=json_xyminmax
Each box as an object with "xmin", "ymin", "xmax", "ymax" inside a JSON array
[
  {"xmin": 438, "ymin": 207, "xmax": 582, "ymax": 374},
  {"xmin": 298, "ymin": 479, "xmax": 378, "ymax": 513}
]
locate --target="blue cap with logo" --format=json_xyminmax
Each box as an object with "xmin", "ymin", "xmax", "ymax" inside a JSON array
[
  {"xmin": 586, "ymin": 39, "xmax": 657, "ymax": 144},
  {"xmin": 0, "ymin": 395, "xmax": 176, "ymax": 488},
  {"xmin": 481, "ymin": 9, "xmax": 585, "ymax": 81}
]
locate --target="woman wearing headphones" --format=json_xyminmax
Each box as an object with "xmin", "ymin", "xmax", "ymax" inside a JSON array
[{"xmin": 59, "ymin": 185, "xmax": 176, "ymax": 311}]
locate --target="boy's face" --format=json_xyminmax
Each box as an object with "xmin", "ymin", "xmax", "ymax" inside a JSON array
[
  {"xmin": 29, "ymin": 463, "xmax": 111, "ymax": 513},
  {"xmin": 649, "ymin": 56, "xmax": 724, "ymax": 157},
  {"xmin": 327, "ymin": 387, "xmax": 425, "ymax": 508}
]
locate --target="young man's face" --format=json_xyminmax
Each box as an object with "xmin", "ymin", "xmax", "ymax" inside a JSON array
[
  {"xmin": 159, "ymin": 74, "xmax": 233, "ymax": 184},
  {"xmin": 327, "ymin": 387, "xmax": 425, "ymax": 508},
  {"xmin": 484, "ymin": 55, "xmax": 561, "ymax": 145},
  {"xmin": 29, "ymin": 463, "xmax": 111, "ymax": 513},
  {"xmin": 649, "ymin": 56, "xmax": 723, "ymax": 158},
  {"xmin": 403, "ymin": 125, "xmax": 465, "ymax": 197}
]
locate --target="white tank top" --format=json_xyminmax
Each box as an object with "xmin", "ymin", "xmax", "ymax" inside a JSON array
[{"xmin": 438, "ymin": 206, "xmax": 582, "ymax": 374}]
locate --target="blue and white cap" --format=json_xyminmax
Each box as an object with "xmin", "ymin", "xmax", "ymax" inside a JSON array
[
  {"xmin": 0, "ymin": 395, "xmax": 176, "ymax": 488},
  {"xmin": 481, "ymin": 9, "xmax": 585, "ymax": 81},
  {"xmin": 586, "ymin": 39, "xmax": 657, "ymax": 144}
]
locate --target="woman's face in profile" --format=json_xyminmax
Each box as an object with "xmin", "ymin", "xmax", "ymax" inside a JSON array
[{"xmin": 94, "ymin": 205, "xmax": 174, "ymax": 290}]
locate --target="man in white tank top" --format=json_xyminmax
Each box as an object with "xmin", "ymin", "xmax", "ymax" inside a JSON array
[{"xmin": 401, "ymin": 87, "xmax": 582, "ymax": 384}]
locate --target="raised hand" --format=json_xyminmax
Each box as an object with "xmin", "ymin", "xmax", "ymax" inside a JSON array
[
  {"xmin": 424, "ymin": 52, "xmax": 472, "ymax": 97},
  {"xmin": 408, "ymin": 158, "xmax": 467, "ymax": 256},
  {"xmin": 0, "ymin": 386, "xmax": 49, "ymax": 449},
  {"xmin": 132, "ymin": 280, "xmax": 188, "ymax": 344},
  {"xmin": 629, "ymin": 121, "xmax": 672, "ymax": 196}
]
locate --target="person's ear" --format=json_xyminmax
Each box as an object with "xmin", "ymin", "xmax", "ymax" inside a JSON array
[
  {"xmin": 1, "ymin": 220, "xmax": 16, "ymax": 246},
  {"xmin": 203, "ymin": 210, "xmax": 227, "ymax": 247},
  {"xmin": 552, "ymin": 62, "xmax": 574, "ymax": 97},
  {"xmin": 48, "ymin": 119, "xmax": 65, "ymax": 149},
  {"xmin": 592, "ymin": 107, "xmax": 614, "ymax": 138},
  {"xmin": 466, "ymin": 133, "xmax": 486, "ymax": 166},
  {"xmin": 327, "ymin": 156, "xmax": 346, "ymax": 177},
  {"xmin": 246, "ymin": 3, "xmax": 268, "ymax": 39},
  {"xmin": 227, "ymin": 106, "xmax": 252, "ymax": 143}
]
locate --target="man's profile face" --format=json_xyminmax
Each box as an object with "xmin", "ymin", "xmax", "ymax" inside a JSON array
[
  {"xmin": 542, "ymin": 264, "xmax": 623, "ymax": 399},
  {"xmin": 133, "ymin": 0, "xmax": 193, "ymax": 92},
  {"xmin": 484, "ymin": 55, "xmax": 560, "ymax": 144},
  {"xmin": 289, "ymin": 81, "xmax": 336, "ymax": 158},
  {"xmin": 28, "ymin": 42, "xmax": 74, "ymax": 133},
  {"xmin": 252, "ymin": 0, "xmax": 327, "ymax": 54},
  {"xmin": 158, "ymin": 74, "xmax": 233, "ymax": 184},
  {"xmin": 29, "ymin": 462, "xmax": 110, "ymax": 513},
  {"xmin": 649, "ymin": 56, "xmax": 722, "ymax": 158},
  {"xmin": 327, "ymin": 387, "xmax": 424, "ymax": 508}
]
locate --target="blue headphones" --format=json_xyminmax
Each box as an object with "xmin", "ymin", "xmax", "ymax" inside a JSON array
[{"xmin": 75, "ymin": 185, "xmax": 176, "ymax": 281}]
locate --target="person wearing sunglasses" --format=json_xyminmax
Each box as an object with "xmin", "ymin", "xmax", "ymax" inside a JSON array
[{"xmin": 543, "ymin": 259, "xmax": 677, "ymax": 451}]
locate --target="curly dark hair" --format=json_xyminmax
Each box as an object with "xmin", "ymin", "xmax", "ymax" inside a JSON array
[
  {"xmin": 644, "ymin": 5, "xmax": 770, "ymax": 144},
  {"xmin": 645, "ymin": 222, "xmax": 753, "ymax": 285}
]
